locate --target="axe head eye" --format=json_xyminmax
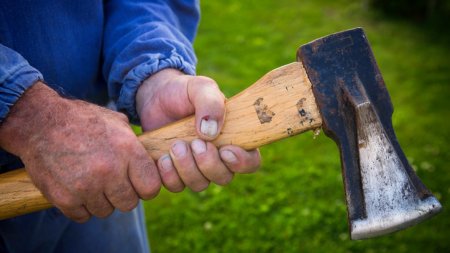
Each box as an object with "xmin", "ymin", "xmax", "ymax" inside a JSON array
[{"xmin": 297, "ymin": 28, "xmax": 442, "ymax": 240}]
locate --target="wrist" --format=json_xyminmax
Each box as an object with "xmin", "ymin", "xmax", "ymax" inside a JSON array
[{"xmin": 0, "ymin": 82, "xmax": 65, "ymax": 156}]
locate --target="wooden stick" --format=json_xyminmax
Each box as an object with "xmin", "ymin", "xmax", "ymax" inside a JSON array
[{"xmin": 0, "ymin": 62, "xmax": 322, "ymax": 220}]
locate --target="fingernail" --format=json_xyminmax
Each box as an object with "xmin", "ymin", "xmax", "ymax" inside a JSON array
[
  {"xmin": 160, "ymin": 155, "xmax": 173, "ymax": 172},
  {"xmin": 171, "ymin": 141, "xmax": 187, "ymax": 158},
  {"xmin": 220, "ymin": 150, "xmax": 238, "ymax": 164},
  {"xmin": 200, "ymin": 118, "xmax": 218, "ymax": 137},
  {"xmin": 191, "ymin": 139, "xmax": 206, "ymax": 155}
]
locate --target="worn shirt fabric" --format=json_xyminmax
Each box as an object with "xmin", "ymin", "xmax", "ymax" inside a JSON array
[
  {"xmin": 0, "ymin": 0, "xmax": 199, "ymax": 252},
  {"xmin": 0, "ymin": 0, "xmax": 198, "ymax": 121},
  {"xmin": 0, "ymin": 0, "xmax": 199, "ymax": 168}
]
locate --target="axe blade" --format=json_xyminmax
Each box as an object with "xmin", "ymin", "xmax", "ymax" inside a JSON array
[{"xmin": 297, "ymin": 28, "xmax": 442, "ymax": 239}]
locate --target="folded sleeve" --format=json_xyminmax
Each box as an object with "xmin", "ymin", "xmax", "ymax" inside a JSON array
[
  {"xmin": 0, "ymin": 44, "xmax": 43, "ymax": 124},
  {"xmin": 103, "ymin": 0, "xmax": 200, "ymax": 122}
]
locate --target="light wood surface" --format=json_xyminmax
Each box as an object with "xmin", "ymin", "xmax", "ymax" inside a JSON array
[
  {"xmin": 0, "ymin": 169, "xmax": 53, "ymax": 219},
  {"xmin": 0, "ymin": 62, "xmax": 322, "ymax": 220}
]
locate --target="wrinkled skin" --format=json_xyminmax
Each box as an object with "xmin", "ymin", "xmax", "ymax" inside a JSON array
[
  {"xmin": 0, "ymin": 83, "xmax": 161, "ymax": 222},
  {"xmin": 0, "ymin": 69, "xmax": 260, "ymax": 222},
  {"xmin": 137, "ymin": 69, "xmax": 261, "ymax": 193}
]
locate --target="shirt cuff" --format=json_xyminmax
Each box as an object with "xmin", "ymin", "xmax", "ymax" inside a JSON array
[
  {"xmin": 116, "ymin": 54, "xmax": 196, "ymax": 124},
  {"xmin": 0, "ymin": 64, "xmax": 43, "ymax": 124}
]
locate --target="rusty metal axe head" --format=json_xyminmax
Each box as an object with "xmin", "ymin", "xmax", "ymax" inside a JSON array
[{"xmin": 297, "ymin": 28, "xmax": 442, "ymax": 240}]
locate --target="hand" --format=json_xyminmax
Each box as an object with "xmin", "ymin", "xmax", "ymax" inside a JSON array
[
  {"xmin": 0, "ymin": 82, "xmax": 161, "ymax": 222},
  {"xmin": 136, "ymin": 69, "xmax": 261, "ymax": 192}
]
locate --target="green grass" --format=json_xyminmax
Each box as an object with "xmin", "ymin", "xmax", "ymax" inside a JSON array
[{"xmin": 144, "ymin": 1, "xmax": 450, "ymax": 252}]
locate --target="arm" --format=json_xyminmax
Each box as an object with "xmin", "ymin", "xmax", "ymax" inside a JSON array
[
  {"xmin": 103, "ymin": 0, "xmax": 199, "ymax": 122},
  {"xmin": 0, "ymin": 44, "xmax": 161, "ymax": 222},
  {"xmin": 0, "ymin": 81, "xmax": 162, "ymax": 222},
  {"xmin": 103, "ymin": 0, "xmax": 261, "ymax": 192}
]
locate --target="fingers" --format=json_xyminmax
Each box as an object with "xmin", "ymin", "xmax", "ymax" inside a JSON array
[
  {"xmin": 191, "ymin": 140, "xmax": 234, "ymax": 186},
  {"xmin": 157, "ymin": 140, "xmax": 261, "ymax": 193},
  {"xmin": 58, "ymin": 142, "xmax": 160, "ymax": 219},
  {"xmin": 187, "ymin": 77, "xmax": 226, "ymax": 140},
  {"xmin": 104, "ymin": 143, "xmax": 161, "ymax": 212},
  {"xmin": 127, "ymin": 143, "xmax": 162, "ymax": 200},
  {"xmin": 26, "ymin": 163, "xmax": 92, "ymax": 222},
  {"xmin": 157, "ymin": 155, "xmax": 185, "ymax": 192},
  {"xmin": 104, "ymin": 178, "xmax": 140, "ymax": 213},
  {"xmin": 42, "ymin": 178, "xmax": 92, "ymax": 223},
  {"xmin": 61, "ymin": 206, "xmax": 91, "ymax": 223},
  {"xmin": 169, "ymin": 140, "xmax": 210, "ymax": 192},
  {"xmin": 84, "ymin": 193, "xmax": 114, "ymax": 218},
  {"xmin": 20, "ymin": 96, "xmax": 162, "ymax": 223},
  {"xmin": 219, "ymin": 146, "xmax": 261, "ymax": 174},
  {"xmin": 52, "ymin": 196, "xmax": 91, "ymax": 223}
]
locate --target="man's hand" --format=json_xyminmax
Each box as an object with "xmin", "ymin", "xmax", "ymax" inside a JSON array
[
  {"xmin": 0, "ymin": 82, "xmax": 161, "ymax": 222},
  {"xmin": 136, "ymin": 69, "xmax": 261, "ymax": 192}
]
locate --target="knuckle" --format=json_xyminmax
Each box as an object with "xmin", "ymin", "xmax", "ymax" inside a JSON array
[
  {"xmin": 231, "ymin": 151, "xmax": 261, "ymax": 174},
  {"xmin": 66, "ymin": 209, "xmax": 91, "ymax": 223},
  {"xmin": 115, "ymin": 136, "xmax": 134, "ymax": 150},
  {"xmin": 114, "ymin": 112, "xmax": 129, "ymax": 123},
  {"xmin": 91, "ymin": 158, "xmax": 114, "ymax": 177},
  {"xmin": 161, "ymin": 174, "xmax": 185, "ymax": 193},
  {"xmin": 167, "ymin": 183, "xmax": 185, "ymax": 193},
  {"xmin": 172, "ymin": 157, "xmax": 192, "ymax": 172},
  {"xmin": 53, "ymin": 194, "xmax": 78, "ymax": 210},
  {"xmin": 72, "ymin": 179, "xmax": 90, "ymax": 194},
  {"xmin": 199, "ymin": 166, "xmax": 221, "ymax": 182},
  {"xmin": 195, "ymin": 76, "xmax": 218, "ymax": 86},
  {"xmin": 87, "ymin": 201, "xmax": 114, "ymax": 218},
  {"xmin": 215, "ymin": 173, "xmax": 234, "ymax": 186},
  {"xmin": 194, "ymin": 152, "xmax": 218, "ymax": 172},
  {"xmin": 139, "ymin": 180, "xmax": 162, "ymax": 200},
  {"xmin": 241, "ymin": 161, "xmax": 261, "ymax": 174},
  {"xmin": 195, "ymin": 152, "xmax": 216, "ymax": 167},
  {"xmin": 108, "ymin": 186, "xmax": 139, "ymax": 212},
  {"xmin": 180, "ymin": 168, "xmax": 209, "ymax": 192},
  {"xmin": 118, "ymin": 197, "xmax": 139, "ymax": 212},
  {"xmin": 188, "ymin": 76, "xmax": 224, "ymax": 100},
  {"xmin": 190, "ymin": 181, "xmax": 210, "ymax": 192},
  {"xmin": 195, "ymin": 160, "xmax": 211, "ymax": 174},
  {"xmin": 94, "ymin": 207, "xmax": 114, "ymax": 218}
]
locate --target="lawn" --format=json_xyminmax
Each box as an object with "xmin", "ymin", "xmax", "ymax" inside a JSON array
[{"xmin": 144, "ymin": 0, "xmax": 450, "ymax": 252}]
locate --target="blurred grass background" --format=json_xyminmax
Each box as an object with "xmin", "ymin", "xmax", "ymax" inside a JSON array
[{"xmin": 144, "ymin": 0, "xmax": 450, "ymax": 252}]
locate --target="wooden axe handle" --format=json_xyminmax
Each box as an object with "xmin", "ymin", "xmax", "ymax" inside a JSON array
[{"xmin": 0, "ymin": 62, "xmax": 322, "ymax": 220}]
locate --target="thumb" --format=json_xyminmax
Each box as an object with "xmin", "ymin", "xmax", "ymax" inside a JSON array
[{"xmin": 187, "ymin": 76, "xmax": 226, "ymax": 141}]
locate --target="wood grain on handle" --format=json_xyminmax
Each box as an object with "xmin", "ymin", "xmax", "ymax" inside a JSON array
[
  {"xmin": 141, "ymin": 62, "xmax": 322, "ymax": 159},
  {"xmin": 0, "ymin": 169, "xmax": 52, "ymax": 219},
  {"xmin": 0, "ymin": 62, "xmax": 322, "ymax": 220}
]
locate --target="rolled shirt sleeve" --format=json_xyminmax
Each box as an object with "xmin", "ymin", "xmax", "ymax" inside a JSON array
[
  {"xmin": 103, "ymin": 0, "xmax": 200, "ymax": 122},
  {"xmin": 0, "ymin": 44, "xmax": 43, "ymax": 124}
]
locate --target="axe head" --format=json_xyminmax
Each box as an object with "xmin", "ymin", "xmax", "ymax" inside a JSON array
[{"xmin": 297, "ymin": 28, "xmax": 442, "ymax": 240}]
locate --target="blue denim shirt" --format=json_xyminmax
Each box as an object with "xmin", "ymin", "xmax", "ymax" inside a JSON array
[{"xmin": 0, "ymin": 0, "xmax": 199, "ymax": 170}]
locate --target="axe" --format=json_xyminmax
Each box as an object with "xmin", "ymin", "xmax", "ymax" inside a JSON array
[{"xmin": 0, "ymin": 28, "xmax": 441, "ymax": 240}]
